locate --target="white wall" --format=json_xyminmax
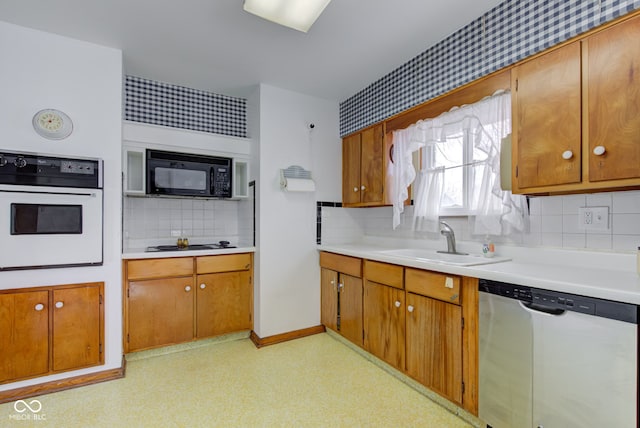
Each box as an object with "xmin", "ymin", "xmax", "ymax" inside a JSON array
[
  {"xmin": 0, "ymin": 21, "xmax": 123, "ymax": 390},
  {"xmin": 252, "ymin": 84, "xmax": 340, "ymax": 338}
]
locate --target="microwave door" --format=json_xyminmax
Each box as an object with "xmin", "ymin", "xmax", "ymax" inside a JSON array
[
  {"xmin": 152, "ymin": 165, "xmax": 210, "ymax": 195},
  {"xmin": 0, "ymin": 185, "xmax": 103, "ymax": 270}
]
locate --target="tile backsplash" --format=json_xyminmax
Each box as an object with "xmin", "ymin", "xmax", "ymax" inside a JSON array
[
  {"xmin": 123, "ymin": 196, "xmax": 253, "ymax": 251},
  {"xmin": 319, "ymin": 190, "xmax": 640, "ymax": 252}
]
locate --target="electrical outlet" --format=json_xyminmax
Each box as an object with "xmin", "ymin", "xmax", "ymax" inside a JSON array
[{"xmin": 578, "ymin": 206, "xmax": 609, "ymax": 230}]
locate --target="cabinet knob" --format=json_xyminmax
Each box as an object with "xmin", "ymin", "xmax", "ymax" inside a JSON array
[
  {"xmin": 34, "ymin": 303, "xmax": 45, "ymax": 311},
  {"xmin": 593, "ymin": 145, "xmax": 606, "ymax": 156},
  {"xmin": 394, "ymin": 300, "xmax": 401, "ymax": 308},
  {"xmin": 200, "ymin": 283, "xmax": 206, "ymax": 289},
  {"xmin": 361, "ymin": 185, "xmax": 366, "ymax": 191},
  {"xmin": 407, "ymin": 305, "xmax": 414, "ymax": 313},
  {"xmin": 562, "ymin": 150, "xmax": 573, "ymax": 160},
  {"xmin": 338, "ymin": 283, "xmax": 344, "ymax": 291},
  {"xmin": 185, "ymin": 285, "xmax": 192, "ymax": 292},
  {"xmin": 353, "ymin": 187, "xmax": 358, "ymax": 192},
  {"xmin": 55, "ymin": 301, "xmax": 64, "ymax": 309}
]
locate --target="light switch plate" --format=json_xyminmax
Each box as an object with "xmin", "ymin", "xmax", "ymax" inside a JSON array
[{"xmin": 578, "ymin": 206, "xmax": 609, "ymax": 230}]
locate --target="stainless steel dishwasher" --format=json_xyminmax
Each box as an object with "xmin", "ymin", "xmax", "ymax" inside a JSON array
[{"xmin": 478, "ymin": 279, "xmax": 638, "ymax": 428}]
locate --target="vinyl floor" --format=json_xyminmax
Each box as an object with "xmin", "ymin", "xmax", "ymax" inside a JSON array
[{"xmin": 0, "ymin": 333, "xmax": 471, "ymax": 427}]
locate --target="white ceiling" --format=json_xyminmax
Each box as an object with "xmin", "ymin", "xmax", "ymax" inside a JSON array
[{"xmin": 0, "ymin": 0, "xmax": 505, "ymax": 101}]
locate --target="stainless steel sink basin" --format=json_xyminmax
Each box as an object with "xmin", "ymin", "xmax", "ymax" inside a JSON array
[{"xmin": 379, "ymin": 248, "xmax": 511, "ymax": 266}]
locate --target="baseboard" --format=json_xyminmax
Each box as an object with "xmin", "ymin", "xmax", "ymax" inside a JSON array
[
  {"xmin": 0, "ymin": 357, "xmax": 126, "ymax": 405},
  {"xmin": 250, "ymin": 325, "xmax": 326, "ymax": 348}
]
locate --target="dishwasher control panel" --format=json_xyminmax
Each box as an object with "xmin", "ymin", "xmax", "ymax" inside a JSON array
[{"xmin": 479, "ymin": 279, "xmax": 638, "ymax": 324}]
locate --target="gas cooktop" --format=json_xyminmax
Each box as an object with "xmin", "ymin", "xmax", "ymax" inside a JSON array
[{"xmin": 145, "ymin": 242, "xmax": 236, "ymax": 252}]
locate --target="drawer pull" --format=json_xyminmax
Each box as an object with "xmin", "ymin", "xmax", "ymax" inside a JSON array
[
  {"xmin": 34, "ymin": 303, "xmax": 45, "ymax": 311},
  {"xmin": 185, "ymin": 285, "xmax": 192, "ymax": 292},
  {"xmin": 200, "ymin": 283, "xmax": 206, "ymax": 289},
  {"xmin": 55, "ymin": 301, "xmax": 64, "ymax": 309}
]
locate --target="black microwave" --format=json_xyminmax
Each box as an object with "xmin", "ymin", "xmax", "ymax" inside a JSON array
[{"xmin": 146, "ymin": 149, "xmax": 232, "ymax": 198}]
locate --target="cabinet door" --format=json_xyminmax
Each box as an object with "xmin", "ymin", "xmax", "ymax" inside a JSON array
[
  {"xmin": 339, "ymin": 274, "xmax": 363, "ymax": 347},
  {"xmin": 52, "ymin": 285, "xmax": 102, "ymax": 372},
  {"xmin": 127, "ymin": 277, "xmax": 194, "ymax": 351},
  {"xmin": 360, "ymin": 124, "xmax": 384, "ymax": 204},
  {"xmin": 320, "ymin": 268, "xmax": 338, "ymax": 331},
  {"xmin": 0, "ymin": 291, "xmax": 49, "ymax": 382},
  {"xmin": 196, "ymin": 271, "xmax": 252, "ymax": 338},
  {"xmin": 343, "ymin": 132, "xmax": 362, "ymax": 205},
  {"xmin": 513, "ymin": 42, "xmax": 582, "ymax": 189},
  {"xmin": 363, "ymin": 281, "xmax": 405, "ymax": 369},
  {"xmin": 406, "ymin": 293, "xmax": 463, "ymax": 404},
  {"xmin": 587, "ymin": 15, "xmax": 640, "ymax": 182}
]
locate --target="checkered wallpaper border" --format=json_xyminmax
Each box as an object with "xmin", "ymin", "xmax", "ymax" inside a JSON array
[
  {"xmin": 125, "ymin": 75, "xmax": 247, "ymax": 138},
  {"xmin": 340, "ymin": 0, "xmax": 640, "ymax": 136}
]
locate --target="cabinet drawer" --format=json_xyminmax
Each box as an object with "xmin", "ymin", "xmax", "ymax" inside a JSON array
[
  {"xmin": 405, "ymin": 268, "xmax": 460, "ymax": 304},
  {"xmin": 319, "ymin": 252, "xmax": 362, "ymax": 278},
  {"xmin": 126, "ymin": 257, "xmax": 193, "ymax": 280},
  {"xmin": 197, "ymin": 253, "xmax": 252, "ymax": 274},
  {"xmin": 364, "ymin": 260, "xmax": 403, "ymax": 289}
]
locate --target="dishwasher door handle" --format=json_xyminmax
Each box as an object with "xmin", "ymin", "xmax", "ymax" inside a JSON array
[{"xmin": 520, "ymin": 301, "xmax": 566, "ymax": 316}]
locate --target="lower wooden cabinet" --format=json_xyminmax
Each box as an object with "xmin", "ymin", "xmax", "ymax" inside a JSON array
[
  {"xmin": 0, "ymin": 282, "xmax": 104, "ymax": 384},
  {"xmin": 128, "ymin": 276, "xmax": 195, "ymax": 351},
  {"xmin": 319, "ymin": 252, "xmax": 479, "ymax": 415},
  {"xmin": 363, "ymin": 260, "xmax": 405, "ymax": 369},
  {"xmin": 319, "ymin": 252, "xmax": 363, "ymax": 347},
  {"xmin": 405, "ymin": 292, "xmax": 463, "ymax": 404},
  {"xmin": 124, "ymin": 253, "xmax": 253, "ymax": 353},
  {"xmin": 196, "ymin": 270, "xmax": 252, "ymax": 338}
]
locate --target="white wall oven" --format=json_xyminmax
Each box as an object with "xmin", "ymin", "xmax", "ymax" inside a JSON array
[{"xmin": 0, "ymin": 151, "xmax": 103, "ymax": 270}]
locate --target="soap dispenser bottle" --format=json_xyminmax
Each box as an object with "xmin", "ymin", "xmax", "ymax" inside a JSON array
[{"xmin": 482, "ymin": 235, "xmax": 495, "ymax": 258}]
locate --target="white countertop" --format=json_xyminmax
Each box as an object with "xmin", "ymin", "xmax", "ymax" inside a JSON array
[
  {"xmin": 318, "ymin": 239, "xmax": 640, "ymax": 305},
  {"xmin": 122, "ymin": 246, "xmax": 256, "ymax": 260}
]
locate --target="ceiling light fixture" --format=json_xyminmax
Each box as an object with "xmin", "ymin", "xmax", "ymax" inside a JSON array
[{"xmin": 243, "ymin": 0, "xmax": 331, "ymax": 33}]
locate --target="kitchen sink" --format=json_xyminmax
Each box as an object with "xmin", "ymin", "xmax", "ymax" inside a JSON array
[{"xmin": 379, "ymin": 248, "xmax": 511, "ymax": 266}]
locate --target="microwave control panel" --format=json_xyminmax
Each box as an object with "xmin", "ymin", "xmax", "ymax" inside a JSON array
[{"xmin": 212, "ymin": 166, "xmax": 231, "ymax": 197}]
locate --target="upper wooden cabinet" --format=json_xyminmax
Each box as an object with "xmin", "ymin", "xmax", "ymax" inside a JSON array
[
  {"xmin": 343, "ymin": 124, "xmax": 388, "ymax": 207},
  {"xmin": 512, "ymin": 41, "xmax": 582, "ymax": 190},
  {"xmin": 512, "ymin": 14, "xmax": 640, "ymax": 194},
  {"xmin": 585, "ymin": 14, "xmax": 640, "ymax": 182}
]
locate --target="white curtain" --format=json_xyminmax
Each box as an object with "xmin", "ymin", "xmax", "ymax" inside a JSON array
[
  {"xmin": 389, "ymin": 127, "xmax": 425, "ymax": 229},
  {"xmin": 389, "ymin": 91, "xmax": 529, "ymax": 236}
]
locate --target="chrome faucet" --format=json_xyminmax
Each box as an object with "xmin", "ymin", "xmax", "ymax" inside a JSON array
[{"xmin": 437, "ymin": 221, "xmax": 467, "ymax": 255}]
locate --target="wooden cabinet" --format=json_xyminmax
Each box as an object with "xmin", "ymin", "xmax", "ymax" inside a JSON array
[
  {"xmin": 343, "ymin": 123, "xmax": 387, "ymax": 207},
  {"xmin": 405, "ymin": 269, "xmax": 464, "ymax": 405},
  {"xmin": 406, "ymin": 292, "xmax": 463, "ymax": 404},
  {"xmin": 585, "ymin": 14, "xmax": 640, "ymax": 183},
  {"xmin": 318, "ymin": 253, "xmax": 479, "ymax": 414},
  {"xmin": 52, "ymin": 285, "xmax": 103, "ymax": 372},
  {"xmin": 0, "ymin": 290, "xmax": 49, "ymax": 382},
  {"xmin": 319, "ymin": 252, "xmax": 363, "ymax": 347},
  {"xmin": 128, "ymin": 276, "xmax": 195, "ymax": 351},
  {"xmin": 363, "ymin": 260, "xmax": 405, "ymax": 369},
  {"xmin": 512, "ymin": 41, "xmax": 582, "ymax": 190},
  {"xmin": 196, "ymin": 254, "xmax": 252, "ymax": 338},
  {"xmin": 512, "ymin": 14, "xmax": 640, "ymax": 194},
  {"xmin": 124, "ymin": 253, "xmax": 253, "ymax": 353},
  {"xmin": 1, "ymin": 283, "xmax": 104, "ymax": 384}
]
